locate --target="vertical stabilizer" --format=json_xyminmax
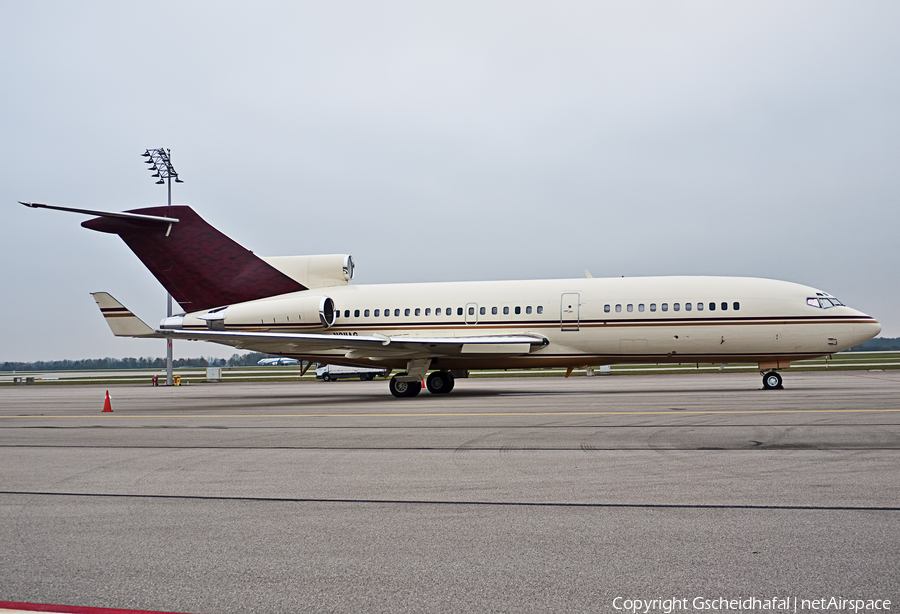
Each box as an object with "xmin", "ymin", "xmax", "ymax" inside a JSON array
[{"xmin": 82, "ymin": 206, "xmax": 307, "ymax": 311}]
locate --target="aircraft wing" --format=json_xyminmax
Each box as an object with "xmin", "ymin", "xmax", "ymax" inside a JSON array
[
  {"xmin": 91, "ymin": 292, "xmax": 548, "ymax": 358},
  {"xmin": 164, "ymin": 328, "xmax": 548, "ymax": 358}
]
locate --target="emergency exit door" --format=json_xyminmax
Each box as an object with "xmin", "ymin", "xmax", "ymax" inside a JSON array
[{"xmin": 560, "ymin": 293, "xmax": 580, "ymax": 331}]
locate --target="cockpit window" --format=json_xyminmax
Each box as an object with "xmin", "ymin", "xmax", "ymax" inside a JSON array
[{"xmin": 808, "ymin": 297, "xmax": 844, "ymax": 309}]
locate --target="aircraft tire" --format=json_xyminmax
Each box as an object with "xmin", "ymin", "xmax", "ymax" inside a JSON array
[
  {"xmin": 426, "ymin": 371, "xmax": 455, "ymax": 394},
  {"xmin": 390, "ymin": 374, "xmax": 421, "ymax": 398},
  {"xmin": 762, "ymin": 371, "xmax": 783, "ymax": 390}
]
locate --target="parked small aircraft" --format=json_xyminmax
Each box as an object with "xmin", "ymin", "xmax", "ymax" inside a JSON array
[
  {"xmin": 257, "ymin": 357, "xmax": 300, "ymax": 366},
  {"xmin": 22, "ymin": 202, "xmax": 880, "ymax": 397}
]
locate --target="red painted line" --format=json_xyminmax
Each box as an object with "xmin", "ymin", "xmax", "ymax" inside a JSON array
[{"xmin": 0, "ymin": 601, "xmax": 197, "ymax": 614}]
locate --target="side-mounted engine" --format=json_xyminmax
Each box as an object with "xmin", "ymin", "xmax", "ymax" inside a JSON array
[{"xmin": 169, "ymin": 293, "xmax": 337, "ymax": 331}]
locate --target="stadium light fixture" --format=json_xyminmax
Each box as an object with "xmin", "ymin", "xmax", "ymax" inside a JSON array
[{"xmin": 142, "ymin": 148, "xmax": 184, "ymax": 386}]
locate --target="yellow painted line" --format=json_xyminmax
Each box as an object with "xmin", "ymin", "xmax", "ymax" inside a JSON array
[{"xmin": 2, "ymin": 409, "xmax": 900, "ymax": 419}]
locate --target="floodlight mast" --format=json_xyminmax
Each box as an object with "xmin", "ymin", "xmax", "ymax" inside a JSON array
[{"xmin": 141, "ymin": 148, "xmax": 184, "ymax": 386}]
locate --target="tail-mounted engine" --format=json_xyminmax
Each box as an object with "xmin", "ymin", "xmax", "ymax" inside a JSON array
[{"xmin": 260, "ymin": 254, "xmax": 354, "ymax": 289}]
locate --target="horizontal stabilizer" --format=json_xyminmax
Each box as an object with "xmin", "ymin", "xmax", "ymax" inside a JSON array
[
  {"xmin": 20, "ymin": 201, "xmax": 179, "ymax": 224},
  {"xmin": 91, "ymin": 292, "xmax": 161, "ymax": 338}
]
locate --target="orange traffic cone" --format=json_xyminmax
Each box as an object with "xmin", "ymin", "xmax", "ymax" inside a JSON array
[
  {"xmin": 421, "ymin": 379, "xmax": 426, "ymax": 389},
  {"xmin": 102, "ymin": 390, "xmax": 113, "ymax": 413}
]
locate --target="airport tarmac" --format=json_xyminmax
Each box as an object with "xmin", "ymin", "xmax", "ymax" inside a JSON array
[{"xmin": 1, "ymin": 371, "xmax": 898, "ymax": 613}]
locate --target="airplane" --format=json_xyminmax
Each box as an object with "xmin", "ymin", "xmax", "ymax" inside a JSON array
[
  {"xmin": 258, "ymin": 357, "xmax": 301, "ymax": 366},
  {"xmin": 21, "ymin": 201, "xmax": 881, "ymax": 397}
]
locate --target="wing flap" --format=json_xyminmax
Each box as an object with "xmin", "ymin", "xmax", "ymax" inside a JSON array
[{"xmin": 461, "ymin": 343, "xmax": 532, "ymax": 354}]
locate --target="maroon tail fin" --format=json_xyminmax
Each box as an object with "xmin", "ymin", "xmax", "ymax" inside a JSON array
[{"xmin": 82, "ymin": 206, "xmax": 306, "ymax": 312}]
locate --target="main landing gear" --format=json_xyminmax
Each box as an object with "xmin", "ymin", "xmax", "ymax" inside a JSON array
[
  {"xmin": 761, "ymin": 371, "xmax": 783, "ymax": 390},
  {"xmin": 389, "ymin": 371, "xmax": 455, "ymax": 398},
  {"xmin": 426, "ymin": 370, "xmax": 454, "ymax": 394},
  {"xmin": 389, "ymin": 375, "xmax": 421, "ymax": 398}
]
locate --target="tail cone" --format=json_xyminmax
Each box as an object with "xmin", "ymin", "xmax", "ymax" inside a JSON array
[{"xmin": 102, "ymin": 390, "xmax": 113, "ymax": 413}]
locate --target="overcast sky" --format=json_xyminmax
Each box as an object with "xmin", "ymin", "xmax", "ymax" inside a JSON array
[{"xmin": 2, "ymin": 1, "xmax": 898, "ymax": 362}]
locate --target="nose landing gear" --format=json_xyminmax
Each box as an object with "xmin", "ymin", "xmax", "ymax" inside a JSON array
[{"xmin": 762, "ymin": 371, "xmax": 783, "ymax": 390}]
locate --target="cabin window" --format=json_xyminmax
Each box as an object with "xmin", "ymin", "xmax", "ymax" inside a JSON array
[
  {"xmin": 457, "ymin": 307, "xmax": 463, "ymax": 316},
  {"xmin": 697, "ymin": 303, "xmax": 703, "ymax": 311},
  {"xmin": 468, "ymin": 307, "xmax": 475, "ymax": 316},
  {"xmin": 537, "ymin": 306, "xmax": 543, "ymax": 314},
  {"xmin": 673, "ymin": 303, "xmax": 680, "ymax": 312},
  {"xmin": 436, "ymin": 308, "xmax": 442, "ymax": 315},
  {"xmin": 650, "ymin": 303, "xmax": 656, "ymax": 312},
  {"xmin": 616, "ymin": 304, "xmax": 622, "ymax": 313},
  {"xmin": 721, "ymin": 302, "xmax": 727, "ymax": 311},
  {"xmin": 354, "ymin": 309, "xmax": 360, "ymax": 317},
  {"xmin": 342, "ymin": 310, "xmax": 348, "ymax": 318},
  {"xmin": 492, "ymin": 307, "xmax": 498, "ymax": 315},
  {"xmin": 526, "ymin": 306, "xmax": 532, "ymax": 314},
  {"xmin": 447, "ymin": 307, "xmax": 452, "ymax": 315},
  {"xmin": 604, "ymin": 304, "xmax": 611, "ymax": 313},
  {"xmin": 662, "ymin": 303, "xmax": 668, "ymax": 312},
  {"xmin": 374, "ymin": 309, "xmax": 380, "ymax": 317},
  {"xmin": 708, "ymin": 302, "xmax": 715, "ymax": 311},
  {"xmin": 415, "ymin": 308, "xmax": 420, "ymax": 316},
  {"xmin": 685, "ymin": 303, "xmax": 692, "ymax": 311},
  {"xmin": 733, "ymin": 302, "xmax": 740, "ymax": 311},
  {"xmin": 405, "ymin": 308, "xmax": 410, "ymax": 316},
  {"xmin": 503, "ymin": 306, "xmax": 509, "ymax": 315},
  {"xmin": 638, "ymin": 304, "xmax": 645, "ymax": 312},
  {"xmin": 425, "ymin": 308, "xmax": 431, "ymax": 316},
  {"xmin": 394, "ymin": 309, "xmax": 400, "ymax": 317},
  {"xmin": 515, "ymin": 306, "xmax": 521, "ymax": 315}
]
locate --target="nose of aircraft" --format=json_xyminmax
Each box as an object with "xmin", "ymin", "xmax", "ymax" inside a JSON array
[{"xmin": 848, "ymin": 310, "xmax": 881, "ymax": 347}]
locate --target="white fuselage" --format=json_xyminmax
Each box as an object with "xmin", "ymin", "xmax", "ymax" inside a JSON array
[{"xmin": 173, "ymin": 276, "xmax": 881, "ymax": 371}]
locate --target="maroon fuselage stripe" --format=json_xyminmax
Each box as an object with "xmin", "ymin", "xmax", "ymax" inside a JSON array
[{"xmin": 0, "ymin": 601, "xmax": 196, "ymax": 614}]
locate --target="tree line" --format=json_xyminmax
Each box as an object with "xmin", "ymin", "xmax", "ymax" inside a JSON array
[
  {"xmin": 849, "ymin": 337, "xmax": 900, "ymax": 352},
  {"xmin": 1, "ymin": 352, "xmax": 274, "ymax": 372}
]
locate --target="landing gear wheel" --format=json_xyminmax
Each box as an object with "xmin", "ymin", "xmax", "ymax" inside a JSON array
[
  {"xmin": 390, "ymin": 374, "xmax": 422, "ymax": 398},
  {"xmin": 762, "ymin": 371, "xmax": 783, "ymax": 390},
  {"xmin": 426, "ymin": 371, "xmax": 455, "ymax": 394}
]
